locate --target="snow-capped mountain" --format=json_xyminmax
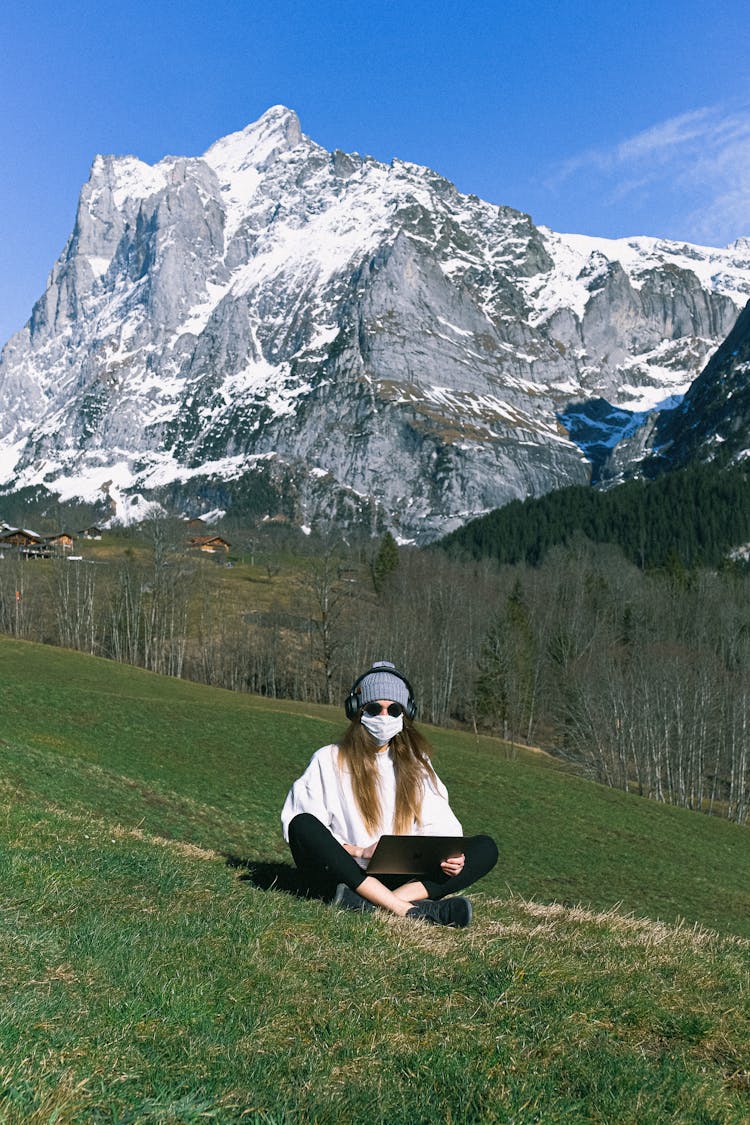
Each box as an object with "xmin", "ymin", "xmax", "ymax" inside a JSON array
[{"xmin": 1, "ymin": 105, "xmax": 749, "ymax": 539}]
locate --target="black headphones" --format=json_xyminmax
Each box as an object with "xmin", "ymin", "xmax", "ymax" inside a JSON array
[{"xmin": 344, "ymin": 665, "xmax": 418, "ymax": 721}]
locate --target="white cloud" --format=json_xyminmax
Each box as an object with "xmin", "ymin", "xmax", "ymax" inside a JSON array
[
  {"xmin": 550, "ymin": 102, "xmax": 750, "ymax": 247},
  {"xmin": 614, "ymin": 107, "xmax": 720, "ymax": 165}
]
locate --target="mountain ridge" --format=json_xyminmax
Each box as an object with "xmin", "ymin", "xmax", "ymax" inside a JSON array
[{"xmin": 1, "ymin": 105, "xmax": 750, "ymax": 539}]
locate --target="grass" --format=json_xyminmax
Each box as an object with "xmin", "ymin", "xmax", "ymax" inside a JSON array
[
  {"xmin": 0, "ymin": 636, "xmax": 748, "ymax": 1122},
  {"xmin": 16, "ymin": 531, "xmax": 308, "ymax": 635}
]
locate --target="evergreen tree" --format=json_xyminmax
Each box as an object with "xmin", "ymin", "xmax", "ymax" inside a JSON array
[
  {"xmin": 438, "ymin": 464, "xmax": 750, "ymax": 572},
  {"xmin": 371, "ymin": 531, "xmax": 400, "ymax": 593},
  {"xmin": 476, "ymin": 579, "xmax": 538, "ymax": 743}
]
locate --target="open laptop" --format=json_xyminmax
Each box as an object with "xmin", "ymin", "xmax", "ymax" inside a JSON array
[{"xmin": 366, "ymin": 835, "xmax": 465, "ymax": 875}]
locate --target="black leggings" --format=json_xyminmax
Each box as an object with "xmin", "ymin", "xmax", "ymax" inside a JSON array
[{"xmin": 288, "ymin": 812, "xmax": 498, "ymax": 900}]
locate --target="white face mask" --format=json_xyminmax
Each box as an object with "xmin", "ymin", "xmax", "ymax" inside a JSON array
[{"xmin": 361, "ymin": 711, "xmax": 404, "ymax": 745}]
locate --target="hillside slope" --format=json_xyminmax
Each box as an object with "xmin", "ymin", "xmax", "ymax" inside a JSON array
[
  {"xmin": 0, "ymin": 639, "xmax": 748, "ymax": 1121},
  {"xmin": 2, "ymin": 791, "xmax": 748, "ymax": 1123},
  {"xmin": 0, "ymin": 636, "xmax": 748, "ymax": 934},
  {"xmin": 437, "ymin": 462, "xmax": 750, "ymax": 568}
]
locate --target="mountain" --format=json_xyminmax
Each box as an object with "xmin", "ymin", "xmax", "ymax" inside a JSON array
[
  {"xmin": 1, "ymin": 105, "xmax": 750, "ymax": 540},
  {"xmin": 637, "ymin": 299, "xmax": 750, "ymax": 475}
]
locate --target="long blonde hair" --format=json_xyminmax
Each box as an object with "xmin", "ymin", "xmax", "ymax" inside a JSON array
[{"xmin": 337, "ymin": 717, "xmax": 438, "ymax": 835}]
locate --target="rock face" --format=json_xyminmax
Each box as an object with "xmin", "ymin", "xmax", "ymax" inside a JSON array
[
  {"xmin": 639, "ymin": 299, "xmax": 750, "ymax": 474},
  {"xmin": 1, "ymin": 105, "xmax": 750, "ymax": 539}
]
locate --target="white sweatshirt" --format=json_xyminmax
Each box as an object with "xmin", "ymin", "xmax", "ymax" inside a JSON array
[{"xmin": 281, "ymin": 743, "xmax": 463, "ymax": 867}]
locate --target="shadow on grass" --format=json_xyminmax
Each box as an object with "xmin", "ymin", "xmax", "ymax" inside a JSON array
[{"xmin": 223, "ymin": 855, "xmax": 332, "ymax": 901}]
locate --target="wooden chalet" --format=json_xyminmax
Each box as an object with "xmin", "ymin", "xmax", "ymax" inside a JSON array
[
  {"xmin": 0, "ymin": 528, "xmax": 50, "ymax": 558},
  {"xmin": 187, "ymin": 535, "xmax": 231, "ymax": 554},
  {"xmin": 0, "ymin": 528, "xmax": 76, "ymax": 558},
  {"xmin": 44, "ymin": 532, "xmax": 75, "ymax": 552}
]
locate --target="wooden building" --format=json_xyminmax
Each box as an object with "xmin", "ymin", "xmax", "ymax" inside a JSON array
[
  {"xmin": 0, "ymin": 528, "xmax": 50, "ymax": 558},
  {"xmin": 187, "ymin": 535, "xmax": 231, "ymax": 554},
  {"xmin": 44, "ymin": 533, "xmax": 75, "ymax": 553}
]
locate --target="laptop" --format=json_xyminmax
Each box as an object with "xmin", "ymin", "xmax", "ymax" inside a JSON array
[{"xmin": 366, "ymin": 835, "xmax": 465, "ymax": 875}]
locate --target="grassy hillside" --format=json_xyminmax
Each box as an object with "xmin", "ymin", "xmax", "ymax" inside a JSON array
[{"xmin": 0, "ymin": 637, "xmax": 748, "ymax": 1122}]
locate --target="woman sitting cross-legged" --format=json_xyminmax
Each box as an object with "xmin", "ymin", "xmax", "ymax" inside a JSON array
[{"xmin": 281, "ymin": 661, "xmax": 498, "ymax": 928}]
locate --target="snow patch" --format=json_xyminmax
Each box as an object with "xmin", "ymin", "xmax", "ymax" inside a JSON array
[
  {"xmin": 179, "ymin": 282, "xmax": 228, "ymax": 337},
  {"xmin": 107, "ymin": 156, "xmax": 170, "ymax": 209},
  {"xmin": 88, "ymin": 256, "xmax": 111, "ymax": 279}
]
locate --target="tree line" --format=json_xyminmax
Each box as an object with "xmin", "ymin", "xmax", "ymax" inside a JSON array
[{"xmin": 438, "ymin": 463, "xmax": 750, "ymax": 570}]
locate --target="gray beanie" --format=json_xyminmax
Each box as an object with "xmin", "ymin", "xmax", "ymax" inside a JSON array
[{"xmin": 355, "ymin": 661, "xmax": 411, "ymax": 709}]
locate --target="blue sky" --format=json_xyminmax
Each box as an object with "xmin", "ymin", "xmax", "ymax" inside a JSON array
[{"xmin": 1, "ymin": 0, "xmax": 749, "ymax": 344}]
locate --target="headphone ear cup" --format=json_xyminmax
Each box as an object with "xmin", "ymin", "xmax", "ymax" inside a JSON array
[
  {"xmin": 406, "ymin": 699, "xmax": 417, "ymax": 721},
  {"xmin": 344, "ymin": 694, "xmax": 359, "ymax": 721}
]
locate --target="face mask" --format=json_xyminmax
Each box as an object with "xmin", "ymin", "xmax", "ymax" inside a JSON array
[{"xmin": 361, "ymin": 711, "xmax": 404, "ymax": 745}]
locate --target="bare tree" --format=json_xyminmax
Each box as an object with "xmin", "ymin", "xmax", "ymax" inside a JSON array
[
  {"xmin": 52, "ymin": 558, "xmax": 98, "ymax": 653},
  {"xmin": 300, "ymin": 552, "xmax": 345, "ymax": 702}
]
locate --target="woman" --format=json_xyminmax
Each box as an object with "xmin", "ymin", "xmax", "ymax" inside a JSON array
[{"xmin": 281, "ymin": 661, "xmax": 498, "ymax": 928}]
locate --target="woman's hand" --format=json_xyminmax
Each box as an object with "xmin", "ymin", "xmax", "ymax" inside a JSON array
[
  {"xmin": 441, "ymin": 853, "xmax": 465, "ymax": 877},
  {"xmin": 343, "ymin": 841, "xmax": 378, "ymax": 860}
]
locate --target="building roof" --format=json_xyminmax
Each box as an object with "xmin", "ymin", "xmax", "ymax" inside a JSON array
[
  {"xmin": 187, "ymin": 535, "xmax": 231, "ymax": 548},
  {"xmin": 0, "ymin": 527, "xmax": 43, "ymax": 542}
]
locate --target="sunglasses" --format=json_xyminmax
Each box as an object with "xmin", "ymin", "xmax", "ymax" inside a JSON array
[{"xmin": 362, "ymin": 701, "xmax": 404, "ymax": 718}]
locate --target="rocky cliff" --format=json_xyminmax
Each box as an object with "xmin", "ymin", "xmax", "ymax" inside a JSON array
[
  {"xmin": 638, "ymin": 299, "xmax": 750, "ymax": 475},
  {"xmin": 1, "ymin": 106, "xmax": 749, "ymax": 540}
]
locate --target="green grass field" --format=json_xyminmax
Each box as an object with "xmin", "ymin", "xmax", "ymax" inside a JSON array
[{"xmin": 0, "ymin": 636, "xmax": 748, "ymax": 1122}]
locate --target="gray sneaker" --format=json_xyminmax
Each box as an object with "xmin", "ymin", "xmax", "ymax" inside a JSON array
[
  {"xmin": 332, "ymin": 883, "xmax": 376, "ymax": 914},
  {"xmin": 407, "ymin": 896, "xmax": 472, "ymax": 928}
]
